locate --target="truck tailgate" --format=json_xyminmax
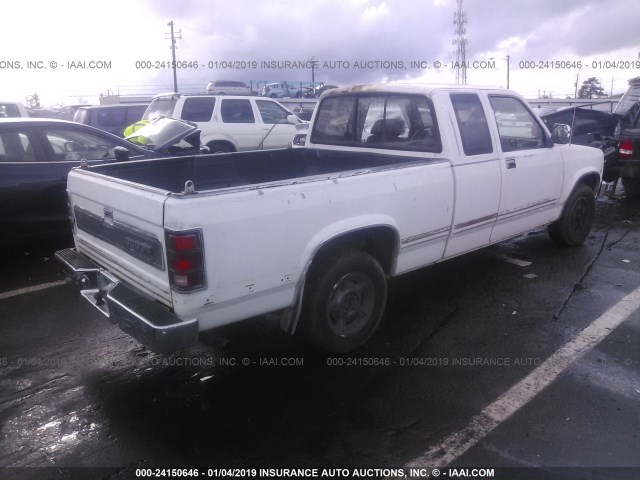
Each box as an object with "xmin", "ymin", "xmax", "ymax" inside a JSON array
[{"xmin": 67, "ymin": 168, "xmax": 172, "ymax": 306}]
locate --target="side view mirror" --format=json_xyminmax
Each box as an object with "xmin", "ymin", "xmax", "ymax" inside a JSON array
[
  {"xmin": 286, "ymin": 114, "xmax": 300, "ymax": 125},
  {"xmin": 114, "ymin": 146, "xmax": 131, "ymax": 162},
  {"xmin": 551, "ymin": 123, "xmax": 571, "ymax": 144}
]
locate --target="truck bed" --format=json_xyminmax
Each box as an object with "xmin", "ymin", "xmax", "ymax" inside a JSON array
[{"xmin": 86, "ymin": 148, "xmax": 427, "ymax": 193}]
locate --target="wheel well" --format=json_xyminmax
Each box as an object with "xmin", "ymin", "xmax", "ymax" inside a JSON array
[
  {"xmin": 577, "ymin": 172, "xmax": 601, "ymax": 192},
  {"xmin": 311, "ymin": 227, "xmax": 398, "ymax": 275},
  {"xmin": 206, "ymin": 140, "xmax": 236, "ymax": 152}
]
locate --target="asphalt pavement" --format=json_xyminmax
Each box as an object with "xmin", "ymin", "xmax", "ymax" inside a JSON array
[{"xmin": 0, "ymin": 188, "xmax": 639, "ymax": 480}]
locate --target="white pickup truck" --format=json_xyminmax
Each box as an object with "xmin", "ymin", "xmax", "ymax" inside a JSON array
[{"xmin": 57, "ymin": 84, "xmax": 603, "ymax": 353}]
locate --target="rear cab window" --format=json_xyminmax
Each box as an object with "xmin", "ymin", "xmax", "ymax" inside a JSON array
[{"xmin": 310, "ymin": 93, "xmax": 441, "ymax": 153}]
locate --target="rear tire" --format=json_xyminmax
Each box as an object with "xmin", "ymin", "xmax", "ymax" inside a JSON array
[
  {"xmin": 548, "ymin": 184, "xmax": 595, "ymax": 246},
  {"xmin": 207, "ymin": 142, "xmax": 234, "ymax": 154},
  {"xmin": 302, "ymin": 250, "xmax": 387, "ymax": 353}
]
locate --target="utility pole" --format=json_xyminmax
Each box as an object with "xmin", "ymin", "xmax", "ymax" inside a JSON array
[
  {"xmin": 506, "ymin": 55, "xmax": 510, "ymax": 89},
  {"xmin": 165, "ymin": 21, "xmax": 182, "ymax": 93},
  {"xmin": 453, "ymin": 0, "xmax": 468, "ymax": 85},
  {"xmin": 574, "ymin": 73, "xmax": 579, "ymax": 98}
]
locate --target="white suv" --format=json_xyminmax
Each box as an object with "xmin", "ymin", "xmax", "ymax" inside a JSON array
[
  {"xmin": 206, "ymin": 80, "xmax": 253, "ymax": 95},
  {"xmin": 143, "ymin": 94, "xmax": 304, "ymax": 152}
]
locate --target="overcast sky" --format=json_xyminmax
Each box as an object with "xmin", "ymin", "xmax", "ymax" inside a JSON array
[{"xmin": 2, "ymin": 0, "xmax": 639, "ymax": 106}]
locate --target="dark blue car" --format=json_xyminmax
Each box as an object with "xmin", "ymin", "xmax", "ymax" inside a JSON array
[{"xmin": 0, "ymin": 117, "xmax": 203, "ymax": 246}]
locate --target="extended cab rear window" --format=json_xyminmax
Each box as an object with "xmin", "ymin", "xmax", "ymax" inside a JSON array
[{"xmin": 310, "ymin": 94, "xmax": 441, "ymax": 153}]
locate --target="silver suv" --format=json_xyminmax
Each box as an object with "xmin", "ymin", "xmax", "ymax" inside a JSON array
[{"xmin": 206, "ymin": 80, "xmax": 253, "ymax": 95}]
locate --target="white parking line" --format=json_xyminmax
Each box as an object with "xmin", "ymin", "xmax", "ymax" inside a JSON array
[
  {"xmin": 0, "ymin": 280, "xmax": 69, "ymax": 301},
  {"xmin": 406, "ymin": 285, "xmax": 640, "ymax": 468}
]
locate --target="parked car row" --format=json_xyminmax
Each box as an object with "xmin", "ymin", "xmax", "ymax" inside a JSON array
[
  {"xmin": 1, "ymin": 89, "xmax": 312, "ymax": 247},
  {"xmin": 261, "ymin": 82, "xmax": 339, "ymax": 99},
  {"xmin": 204, "ymin": 80, "xmax": 339, "ymax": 99}
]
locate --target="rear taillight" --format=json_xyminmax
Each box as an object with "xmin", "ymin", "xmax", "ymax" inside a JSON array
[
  {"xmin": 618, "ymin": 138, "xmax": 634, "ymax": 159},
  {"xmin": 165, "ymin": 230, "xmax": 205, "ymax": 292}
]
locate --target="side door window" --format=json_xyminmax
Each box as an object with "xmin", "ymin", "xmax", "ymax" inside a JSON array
[
  {"xmin": 41, "ymin": 128, "xmax": 124, "ymax": 162},
  {"xmin": 181, "ymin": 97, "xmax": 215, "ymax": 122},
  {"xmin": 450, "ymin": 93, "xmax": 493, "ymax": 156},
  {"xmin": 255, "ymin": 100, "xmax": 297, "ymax": 149},
  {"xmin": 221, "ymin": 99, "xmax": 255, "ymax": 123},
  {"xmin": 489, "ymin": 96, "xmax": 546, "ymax": 152},
  {"xmin": 256, "ymin": 100, "xmax": 290, "ymax": 124},
  {"xmin": 0, "ymin": 130, "xmax": 38, "ymax": 163}
]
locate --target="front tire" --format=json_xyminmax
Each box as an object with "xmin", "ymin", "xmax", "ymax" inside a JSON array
[
  {"xmin": 548, "ymin": 184, "xmax": 595, "ymax": 246},
  {"xmin": 302, "ymin": 250, "xmax": 387, "ymax": 353}
]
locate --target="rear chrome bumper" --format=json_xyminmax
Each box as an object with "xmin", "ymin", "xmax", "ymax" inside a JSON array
[{"xmin": 55, "ymin": 248, "xmax": 198, "ymax": 354}]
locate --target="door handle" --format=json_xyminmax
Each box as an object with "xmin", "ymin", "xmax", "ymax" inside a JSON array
[{"xmin": 506, "ymin": 158, "xmax": 516, "ymax": 169}]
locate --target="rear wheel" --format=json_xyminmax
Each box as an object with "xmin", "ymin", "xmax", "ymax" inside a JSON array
[
  {"xmin": 302, "ymin": 250, "xmax": 387, "ymax": 353},
  {"xmin": 207, "ymin": 142, "xmax": 234, "ymax": 154},
  {"xmin": 548, "ymin": 184, "xmax": 595, "ymax": 246}
]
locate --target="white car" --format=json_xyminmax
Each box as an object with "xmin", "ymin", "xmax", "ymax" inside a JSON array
[
  {"xmin": 262, "ymin": 82, "xmax": 302, "ymax": 98},
  {"xmin": 143, "ymin": 93, "xmax": 304, "ymax": 152},
  {"xmin": 206, "ymin": 80, "xmax": 253, "ymax": 96}
]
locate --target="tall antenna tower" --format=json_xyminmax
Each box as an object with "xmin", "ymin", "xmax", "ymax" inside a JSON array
[{"xmin": 453, "ymin": 0, "xmax": 468, "ymax": 84}]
